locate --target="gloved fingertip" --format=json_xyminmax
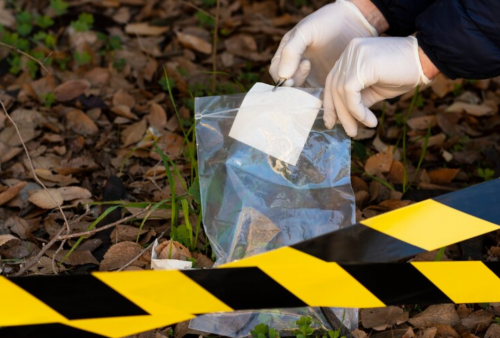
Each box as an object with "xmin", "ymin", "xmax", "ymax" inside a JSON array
[
  {"xmin": 283, "ymin": 78, "xmax": 295, "ymax": 87},
  {"xmin": 363, "ymin": 109, "xmax": 378, "ymax": 127}
]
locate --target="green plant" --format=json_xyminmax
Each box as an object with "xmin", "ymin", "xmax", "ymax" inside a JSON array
[
  {"xmin": 41, "ymin": 92, "xmax": 56, "ymax": 107},
  {"xmin": 16, "ymin": 11, "xmax": 33, "ymax": 36},
  {"xmin": 50, "ymin": 0, "xmax": 69, "ymax": 15},
  {"xmin": 494, "ymin": 316, "xmax": 500, "ymax": 324},
  {"xmin": 35, "ymin": 15, "xmax": 54, "ymax": 29},
  {"xmin": 97, "ymin": 33, "xmax": 123, "ymax": 53},
  {"xmin": 74, "ymin": 50, "xmax": 92, "ymax": 65},
  {"xmin": 294, "ymin": 316, "xmax": 314, "ymax": 338},
  {"xmin": 71, "ymin": 13, "xmax": 94, "ymax": 32},
  {"xmin": 251, "ymin": 323, "xmax": 280, "ymax": 338},
  {"xmin": 477, "ymin": 167, "xmax": 495, "ymax": 181}
]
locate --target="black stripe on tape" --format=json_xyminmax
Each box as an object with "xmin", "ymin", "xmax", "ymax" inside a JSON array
[
  {"xmin": 433, "ymin": 179, "xmax": 500, "ymax": 225},
  {"xmin": 292, "ymin": 225, "xmax": 424, "ymax": 263},
  {"xmin": 10, "ymin": 275, "xmax": 148, "ymax": 320},
  {"xmin": 485, "ymin": 261, "xmax": 500, "ymax": 278},
  {"xmin": 341, "ymin": 263, "xmax": 452, "ymax": 305},
  {"xmin": 182, "ymin": 267, "xmax": 307, "ymax": 310},
  {"xmin": 0, "ymin": 323, "xmax": 107, "ymax": 338}
]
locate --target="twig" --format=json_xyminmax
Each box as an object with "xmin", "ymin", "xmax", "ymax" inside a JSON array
[
  {"xmin": 0, "ymin": 41, "xmax": 52, "ymax": 75},
  {"xmin": 57, "ymin": 207, "xmax": 150, "ymax": 240},
  {"xmin": 320, "ymin": 308, "xmax": 355, "ymax": 338},
  {"xmin": 1, "ymin": 100, "xmax": 71, "ymax": 276},
  {"xmin": 179, "ymin": 0, "xmax": 215, "ymax": 20},
  {"xmin": 211, "ymin": 0, "xmax": 220, "ymax": 94}
]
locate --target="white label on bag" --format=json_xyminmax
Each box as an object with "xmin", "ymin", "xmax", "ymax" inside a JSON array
[{"xmin": 229, "ymin": 82, "xmax": 322, "ymax": 166}]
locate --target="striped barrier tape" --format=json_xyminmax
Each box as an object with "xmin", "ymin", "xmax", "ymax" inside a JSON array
[{"xmin": 1, "ymin": 179, "xmax": 499, "ymax": 338}]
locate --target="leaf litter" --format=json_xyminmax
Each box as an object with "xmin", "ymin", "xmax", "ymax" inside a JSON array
[{"xmin": 0, "ymin": 0, "xmax": 498, "ymax": 337}]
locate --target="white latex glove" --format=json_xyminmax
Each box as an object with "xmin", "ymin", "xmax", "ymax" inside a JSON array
[
  {"xmin": 324, "ymin": 36, "xmax": 431, "ymax": 137},
  {"xmin": 269, "ymin": 0, "xmax": 377, "ymax": 88}
]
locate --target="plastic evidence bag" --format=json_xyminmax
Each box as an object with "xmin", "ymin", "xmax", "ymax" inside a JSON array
[{"xmin": 190, "ymin": 83, "xmax": 357, "ymax": 337}]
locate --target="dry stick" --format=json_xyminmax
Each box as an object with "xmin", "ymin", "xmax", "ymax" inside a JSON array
[
  {"xmin": 0, "ymin": 41, "xmax": 52, "ymax": 75},
  {"xmin": 57, "ymin": 207, "xmax": 150, "ymax": 240},
  {"xmin": 211, "ymin": 0, "xmax": 221, "ymax": 94},
  {"xmin": 0, "ymin": 100, "xmax": 72, "ymax": 276}
]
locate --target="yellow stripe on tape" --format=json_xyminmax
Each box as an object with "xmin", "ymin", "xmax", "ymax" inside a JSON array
[
  {"xmin": 413, "ymin": 261, "xmax": 500, "ymax": 304},
  {"xmin": 0, "ymin": 277, "xmax": 66, "ymax": 326},
  {"xmin": 94, "ymin": 270, "xmax": 232, "ymax": 315},
  {"xmin": 225, "ymin": 248, "xmax": 384, "ymax": 308},
  {"xmin": 361, "ymin": 199, "xmax": 499, "ymax": 251},
  {"xmin": 66, "ymin": 314, "xmax": 194, "ymax": 338}
]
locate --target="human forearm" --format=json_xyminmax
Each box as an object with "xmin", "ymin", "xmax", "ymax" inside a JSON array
[{"xmin": 349, "ymin": 0, "xmax": 389, "ymax": 34}]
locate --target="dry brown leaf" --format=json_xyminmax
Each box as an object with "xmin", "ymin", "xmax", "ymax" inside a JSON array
[
  {"xmin": 110, "ymin": 225, "xmax": 148, "ymax": 243},
  {"xmin": 111, "ymin": 105, "xmax": 139, "ymax": 120},
  {"xmin": 408, "ymin": 304, "xmax": 460, "ymax": 328},
  {"xmin": 66, "ymin": 110, "xmax": 98, "ymax": 135},
  {"xmin": 461, "ymin": 310, "xmax": 493, "ymax": 332},
  {"xmin": 361, "ymin": 306, "xmax": 408, "ymax": 330},
  {"xmin": 485, "ymin": 324, "xmax": 500, "ymax": 338},
  {"xmin": 54, "ymin": 79, "xmax": 91, "ymax": 102},
  {"xmin": 84, "ymin": 67, "xmax": 111, "ymax": 87},
  {"xmin": 125, "ymin": 23, "xmax": 169, "ymax": 36},
  {"xmin": 149, "ymin": 103, "xmax": 167, "ymax": 129},
  {"xmin": 407, "ymin": 115, "xmax": 437, "ymax": 130},
  {"xmin": 176, "ymin": 31, "xmax": 212, "ymax": 54},
  {"xmin": 365, "ymin": 147, "xmax": 393, "ymax": 175},
  {"xmin": 352, "ymin": 329, "xmax": 368, "ymax": 338},
  {"xmin": 48, "ymin": 250, "xmax": 99, "ymax": 265},
  {"xmin": 428, "ymin": 168, "xmax": 460, "ymax": 184},
  {"xmin": 387, "ymin": 160, "xmax": 405, "ymax": 184},
  {"xmin": 0, "ymin": 181, "xmax": 27, "ymax": 206},
  {"xmin": 34, "ymin": 169, "xmax": 79, "ymax": 186},
  {"xmin": 0, "ymin": 234, "xmax": 20, "ymax": 247},
  {"xmin": 155, "ymin": 240, "xmax": 192, "ymax": 260},
  {"xmin": 113, "ymin": 90, "xmax": 136, "ymax": 108},
  {"xmin": 434, "ymin": 324, "xmax": 460, "ymax": 338},
  {"xmin": 192, "ymin": 252, "xmax": 214, "ymax": 268},
  {"xmin": 354, "ymin": 128, "xmax": 376, "ymax": 140},
  {"xmin": 99, "ymin": 241, "xmax": 145, "ymax": 271},
  {"xmin": 417, "ymin": 327, "xmax": 437, "ymax": 338},
  {"xmin": 431, "ymin": 74, "xmax": 463, "ymax": 98},
  {"xmin": 122, "ymin": 119, "xmax": 147, "ymax": 147},
  {"xmin": 57, "ymin": 186, "xmax": 92, "ymax": 201},
  {"xmin": 5, "ymin": 216, "xmax": 30, "ymax": 239},
  {"xmin": 446, "ymin": 102, "xmax": 493, "ymax": 117},
  {"xmin": 28, "ymin": 189, "xmax": 64, "ymax": 209}
]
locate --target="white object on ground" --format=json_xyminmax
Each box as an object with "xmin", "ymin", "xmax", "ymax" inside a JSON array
[
  {"xmin": 229, "ymin": 82, "xmax": 322, "ymax": 166},
  {"xmin": 151, "ymin": 239, "xmax": 193, "ymax": 270}
]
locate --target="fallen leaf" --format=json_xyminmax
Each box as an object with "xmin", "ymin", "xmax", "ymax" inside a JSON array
[
  {"xmin": 99, "ymin": 241, "xmax": 145, "ymax": 271},
  {"xmin": 428, "ymin": 168, "xmax": 460, "ymax": 184},
  {"xmin": 485, "ymin": 324, "xmax": 500, "ymax": 338},
  {"xmin": 192, "ymin": 252, "xmax": 214, "ymax": 268},
  {"xmin": 48, "ymin": 250, "xmax": 99, "ymax": 265},
  {"xmin": 34, "ymin": 169, "xmax": 79, "ymax": 186},
  {"xmin": 28, "ymin": 189, "xmax": 64, "ymax": 209},
  {"xmin": 416, "ymin": 327, "xmax": 437, "ymax": 338},
  {"xmin": 387, "ymin": 160, "xmax": 405, "ymax": 184},
  {"xmin": 110, "ymin": 225, "xmax": 148, "ymax": 243},
  {"xmin": 125, "ymin": 23, "xmax": 169, "ymax": 36},
  {"xmin": 408, "ymin": 304, "xmax": 460, "ymax": 328},
  {"xmin": 176, "ymin": 31, "xmax": 212, "ymax": 54},
  {"xmin": 370, "ymin": 328, "xmax": 415, "ymax": 338},
  {"xmin": 0, "ymin": 234, "xmax": 20, "ymax": 247},
  {"xmin": 361, "ymin": 306, "xmax": 409, "ymax": 330},
  {"xmin": 111, "ymin": 105, "xmax": 139, "ymax": 120},
  {"xmin": 57, "ymin": 186, "xmax": 92, "ymax": 201},
  {"xmin": 113, "ymin": 90, "xmax": 136, "ymax": 108},
  {"xmin": 0, "ymin": 181, "xmax": 27, "ymax": 206},
  {"xmin": 5, "ymin": 216, "xmax": 30, "ymax": 239},
  {"xmin": 431, "ymin": 74, "xmax": 463, "ymax": 98},
  {"xmin": 122, "ymin": 119, "xmax": 147, "ymax": 147},
  {"xmin": 66, "ymin": 110, "xmax": 98, "ymax": 135},
  {"xmin": 352, "ymin": 329, "xmax": 368, "ymax": 338},
  {"xmin": 365, "ymin": 147, "xmax": 393, "ymax": 175},
  {"xmin": 446, "ymin": 102, "xmax": 493, "ymax": 117},
  {"xmin": 407, "ymin": 115, "xmax": 437, "ymax": 130},
  {"xmin": 54, "ymin": 79, "xmax": 91, "ymax": 102},
  {"xmin": 155, "ymin": 240, "xmax": 191, "ymax": 260},
  {"xmin": 433, "ymin": 324, "xmax": 459, "ymax": 338},
  {"xmin": 149, "ymin": 103, "xmax": 167, "ymax": 129},
  {"xmin": 461, "ymin": 310, "xmax": 493, "ymax": 332}
]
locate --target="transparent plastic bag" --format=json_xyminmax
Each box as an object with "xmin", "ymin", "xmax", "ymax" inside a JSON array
[{"xmin": 191, "ymin": 87, "xmax": 357, "ymax": 337}]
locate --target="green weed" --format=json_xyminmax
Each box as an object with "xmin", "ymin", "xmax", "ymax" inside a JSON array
[{"xmin": 477, "ymin": 167, "xmax": 495, "ymax": 181}]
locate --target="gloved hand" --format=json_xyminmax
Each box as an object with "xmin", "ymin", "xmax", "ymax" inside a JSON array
[
  {"xmin": 324, "ymin": 36, "xmax": 431, "ymax": 137},
  {"xmin": 269, "ymin": 0, "xmax": 378, "ymax": 88}
]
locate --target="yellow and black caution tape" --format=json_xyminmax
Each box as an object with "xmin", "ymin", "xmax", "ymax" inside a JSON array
[{"xmin": 1, "ymin": 179, "xmax": 499, "ymax": 338}]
